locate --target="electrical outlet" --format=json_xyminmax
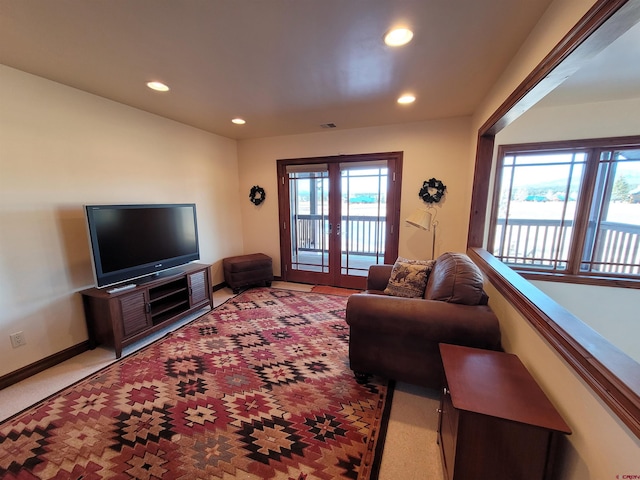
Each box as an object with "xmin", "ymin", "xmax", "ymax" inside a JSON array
[{"xmin": 10, "ymin": 331, "xmax": 26, "ymax": 348}]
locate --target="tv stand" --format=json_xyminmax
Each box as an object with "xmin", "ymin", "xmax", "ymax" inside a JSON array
[
  {"xmin": 136, "ymin": 267, "xmax": 186, "ymax": 285},
  {"xmin": 81, "ymin": 263, "xmax": 212, "ymax": 358}
]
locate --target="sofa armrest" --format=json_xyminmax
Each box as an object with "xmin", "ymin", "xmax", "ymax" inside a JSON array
[
  {"xmin": 366, "ymin": 265, "xmax": 393, "ymax": 291},
  {"xmin": 346, "ymin": 293, "xmax": 501, "ymax": 350}
]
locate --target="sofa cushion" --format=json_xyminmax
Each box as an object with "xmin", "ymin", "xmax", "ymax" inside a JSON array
[
  {"xmin": 425, "ymin": 252, "xmax": 484, "ymax": 305},
  {"xmin": 384, "ymin": 257, "xmax": 435, "ymax": 298}
]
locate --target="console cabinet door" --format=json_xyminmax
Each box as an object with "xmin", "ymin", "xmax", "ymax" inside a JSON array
[
  {"xmin": 119, "ymin": 291, "xmax": 151, "ymax": 338},
  {"xmin": 439, "ymin": 389, "xmax": 458, "ymax": 480},
  {"xmin": 188, "ymin": 269, "xmax": 210, "ymax": 308}
]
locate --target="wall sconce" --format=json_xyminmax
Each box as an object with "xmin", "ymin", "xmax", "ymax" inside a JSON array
[{"xmin": 405, "ymin": 206, "xmax": 438, "ymax": 259}]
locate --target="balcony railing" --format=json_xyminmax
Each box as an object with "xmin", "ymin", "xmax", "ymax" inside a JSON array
[
  {"xmin": 293, "ymin": 214, "xmax": 386, "ymax": 256},
  {"xmin": 294, "ymin": 215, "xmax": 639, "ymax": 275},
  {"xmin": 494, "ymin": 218, "xmax": 640, "ymax": 275}
]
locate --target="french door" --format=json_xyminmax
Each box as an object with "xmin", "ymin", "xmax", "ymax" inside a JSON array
[{"xmin": 277, "ymin": 152, "xmax": 402, "ymax": 289}]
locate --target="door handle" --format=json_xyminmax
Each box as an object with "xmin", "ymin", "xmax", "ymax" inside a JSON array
[{"xmin": 336, "ymin": 224, "xmax": 341, "ymax": 236}]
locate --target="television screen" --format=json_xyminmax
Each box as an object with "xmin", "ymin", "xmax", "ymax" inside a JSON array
[{"xmin": 85, "ymin": 204, "xmax": 200, "ymax": 288}]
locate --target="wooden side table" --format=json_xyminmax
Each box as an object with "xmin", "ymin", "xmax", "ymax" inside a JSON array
[{"xmin": 438, "ymin": 343, "xmax": 571, "ymax": 480}]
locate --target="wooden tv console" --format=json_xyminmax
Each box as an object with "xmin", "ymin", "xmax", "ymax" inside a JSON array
[{"xmin": 80, "ymin": 263, "xmax": 212, "ymax": 358}]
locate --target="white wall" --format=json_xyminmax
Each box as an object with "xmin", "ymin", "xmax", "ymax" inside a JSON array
[
  {"xmin": 237, "ymin": 117, "xmax": 473, "ymax": 275},
  {"xmin": 498, "ymin": 97, "xmax": 640, "ymax": 142},
  {"xmin": 532, "ymin": 280, "xmax": 640, "ymax": 363},
  {"xmin": 470, "ymin": 0, "xmax": 640, "ymax": 477},
  {"xmin": 0, "ymin": 65, "xmax": 244, "ymax": 377}
]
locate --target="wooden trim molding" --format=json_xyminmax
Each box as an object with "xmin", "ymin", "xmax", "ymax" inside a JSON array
[
  {"xmin": 479, "ymin": 0, "xmax": 637, "ymax": 138},
  {"xmin": 466, "ymin": 134, "xmax": 495, "ymax": 248},
  {"xmin": 0, "ymin": 341, "xmax": 90, "ymax": 390},
  {"xmin": 468, "ymin": 0, "xmax": 640, "ymax": 438},
  {"xmin": 469, "ymin": 248, "xmax": 640, "ymax": 436},
  {"xmin": 520, "ymin": 271, "xmax": 640, "ymax": 289}
]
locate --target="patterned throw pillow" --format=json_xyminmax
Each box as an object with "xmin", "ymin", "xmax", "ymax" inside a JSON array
[{"xmin": 384, "ymin": 257, "xmax": 436, "ymax": 298}]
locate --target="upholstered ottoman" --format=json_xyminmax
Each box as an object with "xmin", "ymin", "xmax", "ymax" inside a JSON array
[{"xmin": 223, "ymin": 253, "xmax": 273, "ymax": 293}]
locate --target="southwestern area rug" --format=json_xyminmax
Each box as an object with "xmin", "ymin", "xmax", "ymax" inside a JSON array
[{"xmin": 0, "ymin": 288, "xmax": 393, "ymax": 480}]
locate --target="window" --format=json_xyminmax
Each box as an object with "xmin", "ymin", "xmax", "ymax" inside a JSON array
[{"xmin": 490, "ymin": 137, "xmax": 640, "ymax": 281}]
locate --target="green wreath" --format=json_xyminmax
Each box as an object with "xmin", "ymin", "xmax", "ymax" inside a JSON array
[
  {"xmin": 249, "ymin": 185, "xmax": 266, "ymax": 205},
  {"xmin": 419, "ymin": 178, "xmax": 446, "ymax": 204}
]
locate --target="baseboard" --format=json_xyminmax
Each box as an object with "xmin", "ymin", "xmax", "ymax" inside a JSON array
[{"xmin": 0, "ymin": 341, "xmax": 91, "ymax": 390}]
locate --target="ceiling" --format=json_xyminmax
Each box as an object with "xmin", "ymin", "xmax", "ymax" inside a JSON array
[{"xmin": 2, "ymin": 0, "xmax": 563, "ymax": 140}]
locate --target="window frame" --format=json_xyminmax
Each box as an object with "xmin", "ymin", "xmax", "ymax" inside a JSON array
[
  {"xmin": 276, "ymin": 151, "xmax": 402, "ymax": 289},
  {"xmin": 489, "ymin": 136, "xmax": 640, "ymax": 288}
]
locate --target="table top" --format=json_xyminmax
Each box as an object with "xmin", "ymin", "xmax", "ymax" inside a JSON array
[
  {"xmin": 80, "ymin": 262, "xmax": 210, "ymax": 297},
  {"xmin": 440, "ymin": 343, "xmax": 571, "ymax": 434}
]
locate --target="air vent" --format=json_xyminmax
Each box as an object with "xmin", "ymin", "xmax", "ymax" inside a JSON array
[{"xmin": 320, "ymin": 123, "xmax": 337, "ymax": 129}]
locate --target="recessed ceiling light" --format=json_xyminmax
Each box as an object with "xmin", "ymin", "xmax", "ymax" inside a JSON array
[
  {"xmin": 397, "ymin": 94, "xmax": 416, "ymax": 104},
  {"xmin": 384, "ymin": 28, "xmax": 413, "ymax": 47},
  {"xmin": 232, "ymin": 118, "xmax": 246, "ymax": 125},
  {"xmin": 146, "ymin": 81, "xmax": 170, "ymax": 92}
]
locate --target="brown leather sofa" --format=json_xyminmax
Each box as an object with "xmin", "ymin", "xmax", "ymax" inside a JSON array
[{"xmin": 346, "ymin": 252, "xmax": 502, "ymax": 388}]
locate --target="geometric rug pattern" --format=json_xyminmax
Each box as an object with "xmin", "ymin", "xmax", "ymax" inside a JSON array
[{"xmin": 0, "ymin": 288, "xmax": 393, "ymax": 479}]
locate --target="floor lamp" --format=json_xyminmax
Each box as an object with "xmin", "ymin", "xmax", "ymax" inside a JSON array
[{"xmin": 405, "ymin": 206, "xmax": 437, "ymax": 259}]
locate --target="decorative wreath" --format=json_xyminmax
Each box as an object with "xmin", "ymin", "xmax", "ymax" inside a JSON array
[
  {"xmin": 249, "ymin": 185, "xmax": 266, "ymax": 205},
  {"xmin": 418, "ymin": 178, "xmax": 447, "ymax": 204}
]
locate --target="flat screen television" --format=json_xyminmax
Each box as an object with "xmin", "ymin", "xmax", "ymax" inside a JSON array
[{"xmin": 85, "ymin": 203, "xmax": 200, "ymax": 288}]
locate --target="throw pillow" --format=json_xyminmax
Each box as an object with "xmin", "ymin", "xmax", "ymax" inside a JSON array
[{"xmin": 384, "ymin": 257, "xmax": 435, "ymax": 298}]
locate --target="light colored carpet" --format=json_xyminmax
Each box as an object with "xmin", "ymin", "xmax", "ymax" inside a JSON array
[{"xmin": 379, "ymin": 383, "xmax": 443, "ymax": 479}]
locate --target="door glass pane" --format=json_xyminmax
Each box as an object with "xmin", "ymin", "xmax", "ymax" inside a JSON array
[
  {"xmin": 288, "ymin": 167, "xmax": 329, "ymax": 273},
  {"xmin": 340, "ymin": 162, "xmax": 387, "ymax": 276},
  {"xmin": 493, "ymin": 151, "xmax": 586, "ymax": 270},
  {"xmin": 582, "ymin": 148, "xmax": 640, "ymax": 275}
]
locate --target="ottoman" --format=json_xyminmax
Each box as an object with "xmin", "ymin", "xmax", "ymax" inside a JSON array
[{"xmin": 223, "ymin": 253, "xmax": 273, "ymax": 293}]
